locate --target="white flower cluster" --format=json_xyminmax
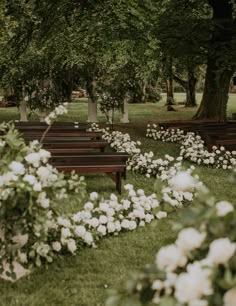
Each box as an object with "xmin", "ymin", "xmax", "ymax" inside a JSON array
[
  {"xmin": 89, "ymin": 123, "xmax": 179, "ymax": 178},
  {"xmin": 44, "ymin": 103, "xmax": 68, "ymax": 125},
  {"xmin": 128, "ymin": 152, "xmax": 175, "ymax": 178},
  {"xmin": 153, "ymin": 231, "xmax": 236, "ymax": 306},
  {"xmin": 161, "ymin": 168, "xmax": 202, "ymax": 208},
  {"xmin": 62, "ymin": 184, "xmax": 166, "ymax": 246},
  {"xmin": 146, "ymin": 124, "xmax": 185, "ymax": 142},
  {"xmin": 180, "ymin": 133, "xmax": 236, "ymax": 169},
  {"xmin": 146, "ymin": 124, "xmax": 236, "ymax": 170}
]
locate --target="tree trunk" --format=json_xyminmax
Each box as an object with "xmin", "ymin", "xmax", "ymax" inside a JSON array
[
  {"xmin": 19, "ymin": 87, "xmax": 28, "ymax": 121},
  {"xmin": 87, "ymin": 98, "xmax": 97, "ymax": 122},
  {"xmin": 186, "ymin": 69, "xmax": 197, "ymax": 107},
  {"xmin": 140, "ymin": 81, "xmax": 147, "ymax": 103},
  {"xmin": 120, "ymin": 95, "xmax": 129, "ymax": 123},
  {"xmin": 166, "ymin": 77, "xmax": 174, "ymax": 105},
  {"xmin": 86, "ymin": 78, "xmax": 97, "ymax": 122},
  {"xmin": 194, "ymin": 60, "xmax": 233, "ymax": 121},
  {"xmin": 194, "ymin": 0, "xmax": 235, "ymax": 121}
]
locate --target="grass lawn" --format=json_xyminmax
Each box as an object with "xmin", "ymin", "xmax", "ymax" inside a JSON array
[{"xmin": 0, "ymin": 94, "xmax": 236, "ymax": 306}]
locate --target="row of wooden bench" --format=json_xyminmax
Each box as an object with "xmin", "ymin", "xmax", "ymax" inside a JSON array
[
  {"xmin": 158, "ymin": 120, "xmax": 236, "ymax": 151},
  {"xmin": 12, "ymin": 122, "xmax": 130, "ymax": 193}
]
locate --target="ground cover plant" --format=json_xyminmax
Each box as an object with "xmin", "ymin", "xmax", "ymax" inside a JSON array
[{"xmin": 0, "ymin": 97, "xmax": 236, "ymax": 306}]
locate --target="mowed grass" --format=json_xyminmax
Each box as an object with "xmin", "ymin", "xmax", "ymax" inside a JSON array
[{"xmin": 0, "ymin": 94, "xmax": 236, "ymax": 306}]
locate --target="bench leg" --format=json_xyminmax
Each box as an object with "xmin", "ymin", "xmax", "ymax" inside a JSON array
[
  {"xmin": 122, "ymin": 169, "xmax": 126, "ymax": 180},
  {"xmin": 116, "ymin": 172, "xmax": 122, "ymax": 194}
]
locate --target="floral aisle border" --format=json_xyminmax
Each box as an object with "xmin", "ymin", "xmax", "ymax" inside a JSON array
[
  {"xmin": 106, "ymin": 173, "xmax": 236, "ymax": 306},
  {"xmin": 146, "ymin": 124, "xmax": 236, "ymax": 169},
  {"xmin": 0, "ymin": 123, "xmax": 200, "ymax": 282}
]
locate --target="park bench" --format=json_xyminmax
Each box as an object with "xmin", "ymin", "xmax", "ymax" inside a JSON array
[
  {"xmin": 22, "ymin": 131, "xmax": 104, "ymax": 141},
  {"xmin": 42, "ymin": 140, "xmax": 108, "ymax": 152},
  {"xmin": 50, "ymin": 152, "xmax": 130, "ymax": 193}
]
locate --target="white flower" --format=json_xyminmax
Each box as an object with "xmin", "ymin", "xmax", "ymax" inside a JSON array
[
  {"xmin": 176, "ymin": 228, "xmax": 206, "ymax": 253},
  {"xmin": 39, "ymin": 149, "xmax": 51, "ymax": 160},
  {"xmin": 107, "ymin": 222, "xmax": 116, "ymax": 233},
  {"xmin": 84, "ymin": 202, "xmax": 94, "ymax": 211},
  {"xmin": 18, "ymin": 252, "xmax": 28, "ymax": 264},
  {"xmin": 99, "ymin": 215, "xmax": 108, "ymax": 224},
  {"xmin": 90, "ymin": 192, "xmax": 98, "ymax": 201},
  {"xmin": 223, "ymin": 287, "xmax": 236, "ymax": 306},
  {"xmin": 89, "ymin": 218, "xmax": 99, "ymax": 228},
  {"xmin": 156, "ymin": 211, "xmax": 167, "ymax": 219},
  {"xmin": 83, "ymin": 232, "xmax": 93, "ymax": 245},
  {"xmin": 124, "ymin": 184, "xmax": 133, "ymax": 191},
  {"xmin": 74, "ymin": 226, "xmax": 86, "ymax": 238},
  {"xmin": 61, "ymin": 227, "xmax": 71, "ymax": 239},
  {"xmin": 23, "ymin": 174, "xmax": 37, "ymax": 185},
  {"xmin": 67, "ymin": 239, "xmax": 77, "ymax": 254},
  {"xmin": 156, "ymin": 244, "xmax": 187, "ymax": 272},
  {"xmin": 33, "ymin": 182, "xmax": 42, "ymax": 192},
  {"xmin": 152, "ymin": 280, "xmax": 164, "ymax": 291},
  {"xmin": 25, "ymin": 152, "xmax": 41, "ymax": 167},
  {"xmin": 37, "ymin": 167, "xmax": 51, "ymax": 179},
  {"xmin": 208, "ymin": 238, "xmax": 236, "ymax": 265},
  {"xmin": 9, "ymin": 161, "xmax": 25, "ymax": 175},
  {"xmin": 97, "ymin": 225, "xmax": 106, "ymax": 236},
  {"xmin": 170, "ymin": 171, "xmax": 196, "ymax": 191},
  {"xmin": 175, "ymin": 262, "xmax": 212, "ymax": 304},
  {"xmin": 52, "ymin": 241, "xmax": 62, "ymax": 252},
  {"xmin": 216, "ymin": 201, "xmax": 234, "ymax": 217}
]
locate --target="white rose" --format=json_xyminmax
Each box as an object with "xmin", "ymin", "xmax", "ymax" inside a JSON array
[
  {"xmin": 216, "ymin": 201, "xmax": 234, "ymax": 217},
  {"xmin": 97, "ymin": 225, "xmax": 106, "ymax": 236},
  {"xmin": 23, "ymin": 174, "xmax": 37, "ymax": 185},
  {"xmin": 175, "ymin": 263, "xmax": 212, "ymax": 303},
  {"xmin": 89, "ymin": 217, "xmax": 99, "ymax": 228},
  {"xmin": 170, "ymin": 171, "xmax": 196, "ymax": 191},
  {"xmin": 9, "ymin": 161, "xmax": 25, "ymax": 175},
  {"xmin": 33, "ymin": 182, "xmax": 42, "ymax": 192},
  {"xmin": 61, "ymin": 227, "xmax": 71, "ymax": 238},
  {"xmin": 121, "ymin": 219, "xmax": 130, "ymax": 229},
  {"xmin": 83, "ymin": 232, "xmax": 93, "ymax": 245},
  {"xmin": 90, "ymin": 192, "xmax": 98, "ymax": 201},
  {"xmin": 176, "ymin": 228, "xmax": 206, "ymax": 253},
  {"xmin": 99, "ymin": 215, "xmax": 108, "ymax": 224},
  {"xmin": 36, "ymin": 166, "xmax": 51, "ymax": 179},
  {"xmin": 84, "ymin": 202, "xmax": 94, "ymax": 211},
  {"xmin": 156, "ymin": 244, "xmax": 187, "ymax": 272},
  {"xmin": 223, "ymin": 287, "xmax": 236, "ymax": 306},
  {"xmin": 107, "ymin": 222, "xmax": 116, "ymax": 233},
  {"xmin": 67, "ymin": 239, "xmax": 76, "ymax": 254},
  {"xmin": 208, "ymin": 238, "xmax": 236, "ymax": 265},
  {"xmin": 156, "ymin": 211, "xmax": 167, "ymax": 219},
  {"xmin": 52, "ymin": 241, "xmax": 62, "ymax": 252},
  {"xmin": 39, "ymin": 149, "xmax": 51, "ymax": 160},
  {"xmin": 25, "ymin": 152, "xmax": 41, "ymax": 167},
  {"xmin": 74, "ymin": 225, "xmax": 86, "ymax": 238},
  {"xmin": 110, "ymin": 193, "xmax": 117, "ymax": 201}
]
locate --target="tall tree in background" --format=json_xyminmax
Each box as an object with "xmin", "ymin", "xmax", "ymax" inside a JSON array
[
  {"xmin": 194, "ymin": 0, "xmax": 236, "ymax": 121},
  {"xmin": 157, "ymin": 0, "xmax": 236, "ymax": 121}
]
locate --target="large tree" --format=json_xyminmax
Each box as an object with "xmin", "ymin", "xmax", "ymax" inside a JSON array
[{"xmin": 156, "ymin": 0, "xmax": 236, "ymax": 121}]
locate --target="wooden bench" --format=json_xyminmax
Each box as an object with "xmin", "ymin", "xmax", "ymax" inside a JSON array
[
  {"xmin": 22, "ymin": 131, "xmax": 103, "ymax": 141},
  {"xmin": 42, "ymin": 140, "xmax": 108, "ymax": 152},
  {"xmin": 50, "ymin": 152, "xmax": 130, "ymax": 193}
]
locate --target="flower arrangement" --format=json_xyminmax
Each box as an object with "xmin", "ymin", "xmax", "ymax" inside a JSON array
[
  {"xmin": 146, "ymin": 124, "xmax": 236, "ymax": 169},
  {"xmin": 106, "ymin": 172, "xmax": 236, "ymax": 306},
  {"xmin": 44, "ymin": 103, "xmax": 68, "ymax": 125},
  {"xmin": 0, "ymin": 123, "xmax": 86, "ymax": 281}
]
